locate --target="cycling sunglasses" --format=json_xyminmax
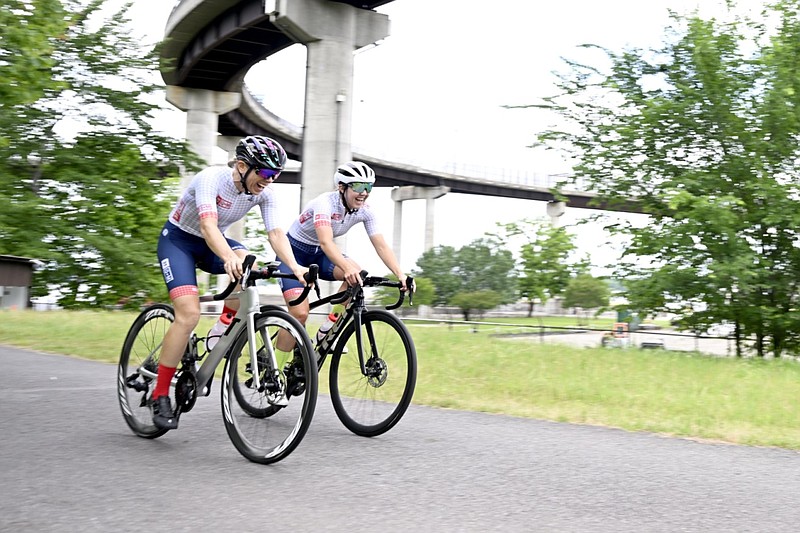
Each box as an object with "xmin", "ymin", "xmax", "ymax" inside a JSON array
[
  {"xmin": 254, "ymin": 168, "xmax": 281, "ymax": 180},
  {"xmin": 349, "ymin": 182, "xmax": 373, "ymax": 193}
]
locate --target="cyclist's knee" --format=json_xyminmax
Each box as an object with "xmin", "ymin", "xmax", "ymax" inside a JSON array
[
  {"xmin": 172, "ymin": 296, "xmax": 201, "ymax": 330},
  {"xmin": 292, "ymin": 305, "xmax": 309, "ymax": 325}
]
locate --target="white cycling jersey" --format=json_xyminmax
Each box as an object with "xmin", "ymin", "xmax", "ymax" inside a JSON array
[
  {"xmin": 289, "ymin": 191, "xmax": 380, "ymax": 244},
  {"xmin": 168, "ymin": 165, "xmax": 280, "ymax": 236}
]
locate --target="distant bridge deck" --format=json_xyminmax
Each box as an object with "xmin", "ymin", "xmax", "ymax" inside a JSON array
[{"xmin": 163, "ymin": 0, "xmax": 640, "ymax": 212}]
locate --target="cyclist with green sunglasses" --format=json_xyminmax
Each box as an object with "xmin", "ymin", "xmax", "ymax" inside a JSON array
[{"xmin": 274, "ymin": 161, "xmax": 412, "ymax": 352}]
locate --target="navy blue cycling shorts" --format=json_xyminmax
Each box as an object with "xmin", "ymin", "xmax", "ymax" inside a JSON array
[
  {"xmin": 276, "ymin": 234, "xmax": 343, "ymax": 294},
  {"xmin": 157, "ymin": 221, "xmax": 246, "ymax": 299}
]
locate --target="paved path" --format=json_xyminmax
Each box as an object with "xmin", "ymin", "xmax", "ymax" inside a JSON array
[
  {"xmin": 501, "ymin": 329, "xmax": 736, "ymax": 357},
  {"xmin": 2, "ymin": 345, "xmax": 800, "ymax": 532}
]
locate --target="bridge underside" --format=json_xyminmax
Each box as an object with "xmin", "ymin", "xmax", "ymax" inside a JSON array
[{"xmin": 162, "ymin": 0, "xmax": 637, "ymax": 213}]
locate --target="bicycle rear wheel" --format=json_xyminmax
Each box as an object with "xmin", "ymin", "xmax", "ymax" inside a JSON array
[
  {"xmin": 117, "ymin": 304, "xmax": 174, "ymax": 439},
  {"xmin": 329, "ymin": 309, "xmax": 417, "ymax": 437},
  {"xmin": 221, "ymin": 309, "xmax": 317, "ymax": 464}
]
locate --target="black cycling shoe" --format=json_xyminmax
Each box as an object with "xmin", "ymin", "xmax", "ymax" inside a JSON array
[
  {"xmin": 152, "ymin": 395, "xmax": 178, "ymax": 430},
  {"xmin": 285, "ymin": 349, "xmax": 306, "ymax": 397}
]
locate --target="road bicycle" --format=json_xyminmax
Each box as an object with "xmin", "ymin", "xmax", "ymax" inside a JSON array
[
  {"xmin": 311, "ymin": 272, "xmax": 417, "ymax": 437},
  {"xmin": 117, "ymin": 256, "xmax": 319, "ymax": 464}
]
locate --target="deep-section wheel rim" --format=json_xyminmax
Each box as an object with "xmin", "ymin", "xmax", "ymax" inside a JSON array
[
  {"xmin": 329, "ymin": 310, "xmax": 417, "ymax": 437},
  {"xmin": 117, "ymin": 304, "xmax": 174, "ymax": 439},
  {"xmin": 221, "ymin": 311, "xmax": 317, "ymax": 464}
]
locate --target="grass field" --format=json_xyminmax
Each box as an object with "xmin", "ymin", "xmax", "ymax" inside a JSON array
[{"xmin": 3, "ymin": 308, "xmax": 800, "ymax": 450}]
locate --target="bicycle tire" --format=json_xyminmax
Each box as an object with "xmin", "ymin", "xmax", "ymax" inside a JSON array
[
  {"xmin": 221, "ymin": 309, "xmax": 317, "ymax": 464},
  {"xmin": 117, "ymin": 304, "xmax": 174, "ymax": 439},
  {"xmin": 329, "ymin": 309, "xmax": 417, "ymax": 437}
]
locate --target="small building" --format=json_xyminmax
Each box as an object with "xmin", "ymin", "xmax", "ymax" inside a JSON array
[{"xmin": 0, "ymin": 255, "xmax": 36, "ymax": 309}]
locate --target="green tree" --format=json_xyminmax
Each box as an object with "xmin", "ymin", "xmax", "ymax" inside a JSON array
[
  {"xmin": 0, "ymin": 1, "xmax": 65, "ymax": 114},
  {"xmin": 414, "ymin": 238, "xmax": 517, "ymax": 308},
  {"xmin": 493, "ymin": 218, "xmax": 577, "ymax": 316},
  {"xmin": 527, "ymin": 2, "xmax": 800, "ymax": 357},
  {"xmin": 412, "ymin": 245, "xmax": 462, "ymax": 306},
  {"xmin": 563, "ymin": 274, "xmax": 610, "ymax": 325},
  {"xmin": 0, "ymin": 0, "xmax": 199, "ymax": 308},
  {"xmin": 449, "ymin": 290, "xmax": 503, "ymax": 321}
]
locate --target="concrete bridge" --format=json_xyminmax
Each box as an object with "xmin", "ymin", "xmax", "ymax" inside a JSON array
[{"xmin": 159, "ymin": 0, "xmax": 618, "ymax": 258}]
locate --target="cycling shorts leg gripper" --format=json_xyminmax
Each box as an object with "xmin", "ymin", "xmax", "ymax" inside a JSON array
[
  {"xmin": 283, "ymin": 287, "xmax": 305, "ymax": 301},
  {"xmin": 169, "ymin": 285, "xmax": 199, "ymax": 300}
]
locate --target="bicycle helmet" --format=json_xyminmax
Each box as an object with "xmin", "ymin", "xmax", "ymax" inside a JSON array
[
  {"xmin": 333, "ymin": 161, "xmax": 376, "ymax": 187},
  {"xmin": 236, "ymin": 136, "xmax": 287, "ymax": 171}
]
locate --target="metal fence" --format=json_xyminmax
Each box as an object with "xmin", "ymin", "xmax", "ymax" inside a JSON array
[{"xmin": 401, "ymin": 317, "xmax": 741, "ymax": 358}]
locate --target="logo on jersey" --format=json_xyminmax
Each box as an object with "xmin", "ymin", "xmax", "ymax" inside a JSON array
[
  {"xmin": 299, "ymin": 211, "xmax": 313, "ymax": 224},
  {"xmin": 161, "ymin": 258, "xmax": 174, "ymax": 283},
  {"xmin": 172, "ymin": 200, "xmax": 185, "ymax": 222},
  {"xmin": 331, "ymin": 213, "xmax": 342, "ymax": 222},
  {"xmin": 216, "ymin": 195, "xmax": 232, "ymax": 209}
]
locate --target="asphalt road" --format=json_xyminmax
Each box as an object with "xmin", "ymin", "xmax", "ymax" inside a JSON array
[{"xmin": 2, "ymin": 345, "xmax": 800, "ymax": 532}]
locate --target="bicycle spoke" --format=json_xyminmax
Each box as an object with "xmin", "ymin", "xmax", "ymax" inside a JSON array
[
  {"xmin": 221, "ymin": 310, "xmax": 317, "ymax": 464},
  {"xmin": 330, "ymin": 310, "xmax": 416, "ymax": 437},
  {"xmin": 117, "ymin": 304, "xmax": 174, "ymax": 439}
]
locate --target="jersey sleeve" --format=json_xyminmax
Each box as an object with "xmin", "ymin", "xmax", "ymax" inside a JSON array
[
  {"xmin": 194, "ymin": 168, "xmax": 220, "ymax": 220},
  {"xmin": 311, "ymin": 196, "xmax": 333, "ymax": 229},
  {"xmin": 362, "ymin": 205, "xmax": 381, "ymax": 236},
  {"xmin": 259, "ymin": 189, "xmax": 280, "ymax": 232}
]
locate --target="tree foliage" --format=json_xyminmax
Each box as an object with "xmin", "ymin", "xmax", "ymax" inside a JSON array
[
  {"xmin": 449, "ymin": 290, "xmax": 503, "ymax": 321},
  {"xmin": 563, "ymin": 274, "xmax": 610, "ymax": 324},
  {"xmin": 492, "ymin": 218, "xmax": 578, "ymax": 316},
  {"xmin": 0, "ymin": 1, "xmax": 200, "ymax": 308},
  {"xmin": 529, "ymin": 1, "xmax": 800, "ymax": 356},
  {"xmin": 414, "ymin": 238, "xmax": 517, "ymax": 308}
]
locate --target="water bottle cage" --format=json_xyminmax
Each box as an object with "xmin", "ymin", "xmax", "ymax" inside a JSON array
[{"xmin": 318, "ymin": 313, "xmax": 345, "ymax": 352}]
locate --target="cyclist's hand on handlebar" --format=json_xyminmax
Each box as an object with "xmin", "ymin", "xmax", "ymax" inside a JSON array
[
  {"xmin": 399, "ymin": 274, "xmax": 415, "ymax": 293},
  {"xmin": 224, "ymin": 255, "xmax": 245, "ymax": 282},
  {"xmin": 343, "ymin": 265, "xmax": 363, "ymax": 287},
  {"xmin": 291, "ymin": 265, "xmax": 310, "ymax": 287}
]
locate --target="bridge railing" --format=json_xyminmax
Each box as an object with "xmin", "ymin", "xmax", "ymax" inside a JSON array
[{"xmin": 353, "ymin": 146, "xmax": 589, "ymax": 192}]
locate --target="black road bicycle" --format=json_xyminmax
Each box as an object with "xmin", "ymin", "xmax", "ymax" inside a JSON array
[
  {"xmin": 117, "ymin": 256, "xmax": 319, "ymax": 464},
  {"xmin": 312, "ymin": 272, "xmax": 417, "ymax": 437}
]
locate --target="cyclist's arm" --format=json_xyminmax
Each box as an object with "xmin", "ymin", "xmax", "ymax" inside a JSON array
[
  {"xmin": 316, "ymin": 224, "xmax": 363, "ymax": 286},
  {"xmin": 369, "ymin": 233, "xmax": 409, "ymax": 291},
  {"xmin": 199, "ymin": 216, "xmax": 243, "ymax": 280},
  {"xmin": 267, "ymin": 228, "xmax": 308, "ymax": 285}
]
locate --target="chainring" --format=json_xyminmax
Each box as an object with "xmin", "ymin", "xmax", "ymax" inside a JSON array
[{"xmin": 175, "ymin": 370, "xmax": 198, "ymax": 413}]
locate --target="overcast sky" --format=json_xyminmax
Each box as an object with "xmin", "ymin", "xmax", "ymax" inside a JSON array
[{"xmin": 126, "ymin": 0, "xmax": 740, "ymax": 276}]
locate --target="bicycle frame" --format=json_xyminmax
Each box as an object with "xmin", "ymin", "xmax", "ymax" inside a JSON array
[
  {"xmin": 194, "ymin": 284, "xmax": 277, "ymax": 396},
  {"xmin": 318, "ymin": 288, "xmax": 370, "ymax": 372},
  {"xmin": 312, "ymin": 273, "xmax": 412, "ymax": 374}
]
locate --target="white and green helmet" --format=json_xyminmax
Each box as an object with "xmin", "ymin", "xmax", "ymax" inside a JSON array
[{"xmin": 334, "ymin": 161, "xmax": 375, "ymax": 187}]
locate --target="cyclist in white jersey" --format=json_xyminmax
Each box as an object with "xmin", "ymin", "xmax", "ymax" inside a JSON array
[
  {"xmin": 275, "ymin": 161, "xmax": 412, "ymax": 352},
  {"xmin": 152, "ymin": 136, "xmax": 307, "ymax": 430}
]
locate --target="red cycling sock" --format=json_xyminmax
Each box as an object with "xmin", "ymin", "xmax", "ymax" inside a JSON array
[{"xmin": 153, "ymin": 364, "xmax": 177, "ymax": 399}]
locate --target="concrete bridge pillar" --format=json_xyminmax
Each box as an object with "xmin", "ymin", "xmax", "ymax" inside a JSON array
[
  {"xmin": 165, "ymin": 87, "xmax": 241, "ymax": 184},
  {"xmin": 546, "ymin": 200, "xmax": 566, "ymax": 227},
  {"xmin": 390, "ymin": 186, "xmax": 450, "ymax": 265},
  {"xmin": 270, "ymin": 0, "xmax": 390, "ymax": 207}
]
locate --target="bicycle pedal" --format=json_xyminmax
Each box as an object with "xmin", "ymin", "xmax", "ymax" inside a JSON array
[
  {"xmin": 125, "ymin": 374, "xmax": 148, "ymax": 392},
  {"xmin": 269, "ymin": 394, "xmax": 289, "ymax": 407}
]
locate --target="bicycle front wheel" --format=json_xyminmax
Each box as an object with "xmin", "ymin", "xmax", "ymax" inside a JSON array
[
  {"xmin": 221, "ymin": 309, "xmax": 317, "ymax": 464},
  {"xmin": 117, "ymin": 304, "xmax": 174, "ymax": 439},
  {"xmin": 329, "ymin": 309, "xmax": 417, "ymax": 437}
]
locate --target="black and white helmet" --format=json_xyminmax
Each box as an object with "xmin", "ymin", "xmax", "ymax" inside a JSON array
[
  {"xmin": 333, "ymin": 161, "xmax": 375, "ymax": 187},
  {"xmin": 236, "ymin": 136, "xmax": 286, "ymax": 170}
]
